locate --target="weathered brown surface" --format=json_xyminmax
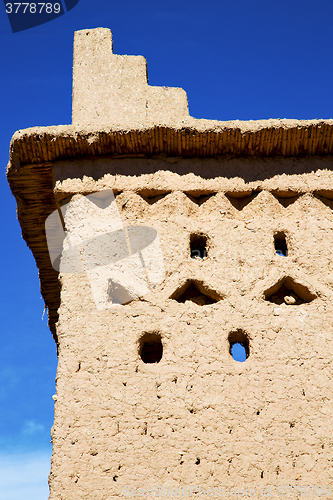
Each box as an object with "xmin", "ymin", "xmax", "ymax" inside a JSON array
[
  {"xmin": 8, "ymin": 119, "xmax": 333, "ymax": 168},
  {"xmin": 47, "ymin": 156, "xmax": 333, "ymax": 499},
  {"xmin": 72, "ymin": 28, "xmax": 189, "ymax": 126},
  {"xmin": 6, "ymin": 27, "xmax": 333, "ymax": 500}
]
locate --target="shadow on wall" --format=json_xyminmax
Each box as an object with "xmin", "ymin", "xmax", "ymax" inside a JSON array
[{"xmin": 55, "ymin": 156, "xmax": 333, "ymax": 183}]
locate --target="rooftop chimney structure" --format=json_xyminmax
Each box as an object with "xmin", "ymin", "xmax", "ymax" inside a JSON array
[{"xmin": 7, "ymin": 28, "xmax": 333, "ymax": 500}]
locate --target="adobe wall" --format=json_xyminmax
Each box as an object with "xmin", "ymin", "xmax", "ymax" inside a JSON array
[
  {"xmin": 72, "ymin": 28, "xmax": 189, "ymax": 126},
  {"xmin": 48, "ymin": 155, "xmax": 333, "ymax": 499}
]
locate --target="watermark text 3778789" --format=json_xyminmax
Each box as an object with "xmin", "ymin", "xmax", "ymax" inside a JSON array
[
  {"xmin": 3, "ymin": 0, "xmax": 80, "ymax": 32},
  {"xmin": 5, "ymin": 3, "xmax": 61, "ymax": 14}
]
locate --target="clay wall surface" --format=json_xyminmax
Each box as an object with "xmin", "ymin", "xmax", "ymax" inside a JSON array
[
  {"xmin": 49, "ymin": 156, "xmax": 333, "ymax": 499},
  {"xmin": 72, "ymin": 28, "xmax": 188, "ymax": 126}
]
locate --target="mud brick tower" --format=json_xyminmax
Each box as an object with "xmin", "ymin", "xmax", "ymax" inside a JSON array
[{"xmin": 7, "ymin": 28, "xmax": 333, "ymax": 499}]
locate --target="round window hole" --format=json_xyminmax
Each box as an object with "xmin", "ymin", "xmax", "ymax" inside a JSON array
[
  {"xmin": 228, "ymin": 330, "xmax": 249, "ymax": 362},
  {"xmin": 139, "ymin": 333, "xmax": 163, "ymax": 364}
]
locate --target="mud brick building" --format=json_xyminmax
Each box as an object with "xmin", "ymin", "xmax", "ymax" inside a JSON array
[{"xmin": 7, "ymin": 27, "xmax": 333, "ymax": 499}]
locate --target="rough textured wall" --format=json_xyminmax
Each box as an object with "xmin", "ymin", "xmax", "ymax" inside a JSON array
[
  {"xmin": 49, "ymin": 156, "xmax": 333, "ymax": 500},
  {"xmin": 72, "ymin": 28, "xmax": 188, "ymax": 126}
]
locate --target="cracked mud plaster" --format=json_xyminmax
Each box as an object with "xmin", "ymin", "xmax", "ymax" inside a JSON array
[{"xmin": 49, "ymin": 156, "xmax": 333, "ymax": 499}]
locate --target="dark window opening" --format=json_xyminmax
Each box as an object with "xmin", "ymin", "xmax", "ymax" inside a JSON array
[
  {"xmin": 264, "ymin": 277, "xmax": 316, "ymax": 305},
  {"xmin": 274, "ymin": 232, "xmax": 288, "ymax": 257},
  {"xmin": 190, "ymin": 234, "xmax": 208, "ymax": 259},
  {"xmin": 228, "ymin": 330, "xmax": 249, "ymax": 362},
  {"xmin": 139, "ymin": 333, "xmax": 163, "ymax": 364},
  {"xmin": 107, "ymin": 279, "xmax": 134, "ymax": 305},
  {"xmin": 170, "ymin": 280, "xmax": 222, "ymax": 306}
]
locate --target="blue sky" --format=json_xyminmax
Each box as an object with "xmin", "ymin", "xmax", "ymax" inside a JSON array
[{"xmin": 0, "ymin": 0, "xmax": 333, "ymax": 498}]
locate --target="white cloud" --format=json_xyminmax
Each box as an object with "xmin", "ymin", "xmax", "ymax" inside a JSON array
[
  {"xmin": 21, "ymin": 420, "xmax": 45, "ymax": 436},
  {"xmin": 0, "ymin": 450, "xmax": 51, "ymax": 500}
]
